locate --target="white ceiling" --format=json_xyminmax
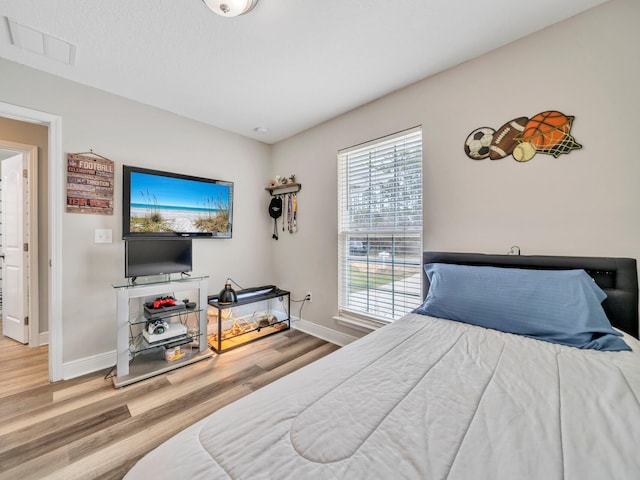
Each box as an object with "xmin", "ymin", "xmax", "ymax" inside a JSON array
[{"xmin": 0, "ymin": 0, "xmax": 608, "ymax": 144}]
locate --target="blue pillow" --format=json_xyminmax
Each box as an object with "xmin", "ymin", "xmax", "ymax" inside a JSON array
[{"xmin": 414, "ymin": 263, "xmax": 630, "ymax": 351}]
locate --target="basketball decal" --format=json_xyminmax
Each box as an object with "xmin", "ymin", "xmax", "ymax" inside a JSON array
[{"xmin": 464, "ymin": 110, "xmax": 582, "ymax": 162}]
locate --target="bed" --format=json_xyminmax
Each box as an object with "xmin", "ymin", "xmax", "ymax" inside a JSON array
[{"xmin": 125, "ymin": 252, "xmax": 640, "ymax": 479}]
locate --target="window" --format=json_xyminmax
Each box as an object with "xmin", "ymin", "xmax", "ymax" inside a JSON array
[{"xmin": 338, "ymin": 127, "xmax": 423, "ymax": 323}]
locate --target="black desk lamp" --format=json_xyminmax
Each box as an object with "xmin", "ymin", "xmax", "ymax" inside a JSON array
[{"xmin": 218, "ymin": 278, "xmax": 238, "ymax": 305}]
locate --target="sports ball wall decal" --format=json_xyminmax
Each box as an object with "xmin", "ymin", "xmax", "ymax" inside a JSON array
[
  {"xmin": 464, "ymin": 127, "xmax": 495, "ymax": 159},
  {"xmin": 489, "ymin": 117, "xmax": 528, "ymax": 160},
  {"xmin": 463, "ymin": 110, "xmax": 582, "ymax": 162}
]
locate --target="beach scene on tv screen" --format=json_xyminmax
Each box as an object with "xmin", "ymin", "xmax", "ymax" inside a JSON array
[{"xmin": 130, "ymin": 172, "xmax": 231, "ymax": 235}]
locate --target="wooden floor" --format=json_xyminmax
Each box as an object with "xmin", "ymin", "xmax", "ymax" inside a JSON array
[{"xmin": 0, "ymin": 328, "xmax": 340, "ymax": 479}]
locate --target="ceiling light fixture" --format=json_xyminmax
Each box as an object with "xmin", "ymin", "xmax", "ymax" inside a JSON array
[{"xmin": 202, "ymin": 0, "xmax": 259, "ymax": 17}]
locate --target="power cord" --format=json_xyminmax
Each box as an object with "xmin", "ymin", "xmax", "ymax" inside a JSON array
[
  {"xmin": 104, "ymin": 364, "xmax": 116, "ymax": 380},
  {"xmin": 290, "ymin": 294, "xmax": 311, "ymax": 322},
  {"xmin": 227, "ymin": 277, "xmax": 245, "ymax": 290},
  {"xmin": 104, "ymin": 355, "xmax": 136, "ymax": 380}
]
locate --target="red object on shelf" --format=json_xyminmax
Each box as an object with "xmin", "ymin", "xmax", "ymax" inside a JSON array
[{"xmin": 153, "ymin": 297, "xmax": 176, "ymax": 309}]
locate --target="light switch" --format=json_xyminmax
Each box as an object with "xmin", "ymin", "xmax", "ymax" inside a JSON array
[{"xmin": 95, "ymin": 228, "xmax": 113, "ymax": 244}]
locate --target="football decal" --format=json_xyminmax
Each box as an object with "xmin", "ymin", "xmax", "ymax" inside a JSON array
[
  {"xmin": 464, "ymin": 110, "xmax": 581, "ymax": 162},
  {"xmin": 489, "ymin": 117, "xmax": 528, "ymax": 160},
  {"xmin": 464, "ymin": 127, "xmax": 495, "ymax": 160}
]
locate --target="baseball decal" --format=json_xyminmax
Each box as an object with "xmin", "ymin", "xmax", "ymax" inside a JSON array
[{"xmin": 464, "ymin": 110, "xmax": 582, "ymax": 162}]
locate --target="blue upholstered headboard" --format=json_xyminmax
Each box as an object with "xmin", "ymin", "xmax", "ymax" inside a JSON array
[{"xmin": 422, "ymin": 252, "xmax": 639, "ymax": 339}]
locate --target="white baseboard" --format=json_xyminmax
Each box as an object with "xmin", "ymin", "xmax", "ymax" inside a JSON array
[
  {"xmin": 62, "ymin": 349, "xmax": 116, "ymax": 380},
  {"xmin": 59, "ymin": 320, "xmax": 359, "ymax": 380},
  {"xmin": 35, "ymin": 330, "xmax": 112, "ymax": 381},
  {"xmin": 292, "ymin": 318, "xmax": 359, "ymax": 347}
]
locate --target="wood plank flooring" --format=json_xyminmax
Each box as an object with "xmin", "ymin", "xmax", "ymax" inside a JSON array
[{"xmin": 0, "ymin": 328, "xmax": 340, "ymax": 479}]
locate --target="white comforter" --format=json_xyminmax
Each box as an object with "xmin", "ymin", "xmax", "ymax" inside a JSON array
[{"xmin": 125, "ymin": 314, "xmax": 640, "ymax": 479}]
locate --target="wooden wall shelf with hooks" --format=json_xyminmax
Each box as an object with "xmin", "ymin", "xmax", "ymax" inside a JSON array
[{"xmin": 265, "ymin": 183, "xmax": 302, "ymax": 196}]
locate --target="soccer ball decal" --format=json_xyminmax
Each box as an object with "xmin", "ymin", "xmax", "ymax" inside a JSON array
[{"xmin": 464, "ymin": 127, "xmax": 495, "ymax": 160}]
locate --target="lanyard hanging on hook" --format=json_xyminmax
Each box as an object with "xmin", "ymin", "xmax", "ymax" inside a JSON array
[
  {"xmin": 283, "ymin": 193, "xmax": 287, "ymax": 233},
  {"xmin": 287, "ymin": 193, "xmax": 293, "ymax": 233},
  {"xmin": 290, "ymin": 193, "xmax": 298, "ymax": 233}
]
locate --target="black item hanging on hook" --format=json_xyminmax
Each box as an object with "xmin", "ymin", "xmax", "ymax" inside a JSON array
[
  {"xmin": 283, "ymin": 193, "xmax": 288, "ymax": 233},
  {"xmin": 268, "ymin": 196, "xmax": 283, "ymax": 240}
]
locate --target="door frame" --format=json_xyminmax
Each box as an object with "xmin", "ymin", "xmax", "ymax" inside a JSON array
[
  {"xmin": 0, "ymin": 101, "xmax": 63, "ymax": 382},
  {"xmin": 0, "ymin": 142, "xmax": 39, "ymax": 347}
]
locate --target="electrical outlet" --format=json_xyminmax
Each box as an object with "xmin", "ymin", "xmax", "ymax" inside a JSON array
[{"xmin": 306, "ymin": 291, "xmax": 312, "ymax": 303}]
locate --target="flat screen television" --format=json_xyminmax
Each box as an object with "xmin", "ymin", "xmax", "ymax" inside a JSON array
[
  {"xmin": 122, "ymin": 165, "xmax": 233, "ymax": 238},
  {"xmin": 125, "ymin": 238, "xmax": 193, "ymax": 279}
]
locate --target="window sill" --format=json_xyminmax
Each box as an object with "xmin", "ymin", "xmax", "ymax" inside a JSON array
[{"xmin": 333, "ymin": 313, "xmax": 389, "ymax": 333}]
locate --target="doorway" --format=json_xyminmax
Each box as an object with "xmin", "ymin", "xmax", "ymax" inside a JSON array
[
  {"xmin": 0, "ymin": 101, "xmax": 63, "ymax": 382},
  {"xmin": 0, "ymin": 144, "xmax": 39, "ymax": 346}
]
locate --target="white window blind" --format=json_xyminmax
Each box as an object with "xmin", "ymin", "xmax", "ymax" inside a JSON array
[{"xmin": 338, "ymin": 127, "xmax": 423, "ymax": 322}]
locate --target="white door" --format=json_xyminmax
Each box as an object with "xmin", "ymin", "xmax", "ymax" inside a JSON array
[{"xmin": 1, "ymin": 153, "xmax": 29, "ymax": 343}]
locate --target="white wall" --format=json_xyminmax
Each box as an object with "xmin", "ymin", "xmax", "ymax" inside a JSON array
[
  {"xmin": 0, "ymin": 0, "xmax": 638, "ymax": 374},
  {"xmin": 271, "ymin": 0, "xmax": 640, "ymax": 338},
  {"xmin": 0, "ymin": 59, "xmax": 272, "ymax": 371}
]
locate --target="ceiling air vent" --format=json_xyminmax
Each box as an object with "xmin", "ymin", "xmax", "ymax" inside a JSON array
[{"xmin": 7, "ymin": 17, "xmax": 76, "ymax": 65}]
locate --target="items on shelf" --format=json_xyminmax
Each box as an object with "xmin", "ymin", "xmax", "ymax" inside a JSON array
[
  {"xmin": 143, "ymin": 296, "xmax": 187, "ymax": 319},
  {"xmin": 265, "ymin": 175, "xmax": 301, "ymax": 239},
  {"xmin": 267, "ymin": 174, "xmax": 296, "ymax": 188},
  {"xmin": 142, "ymin": 321, "xmax": 188, "ymax": 344},
  {"xmin": 265, "ymin": 175, "xmax": 301, "ymax": 196},
  {"xmin": 112, "ymin": 275, "xmax": 211, "ymax": 388},
  {"xmin": 165, "ymin": 345, "xmax": 186, "ymax": 362}
]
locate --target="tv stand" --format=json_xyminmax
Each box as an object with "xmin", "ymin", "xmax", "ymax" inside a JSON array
[{"xmin": 112, "ymin": 275, "xmax": 212, "ymax": 388}]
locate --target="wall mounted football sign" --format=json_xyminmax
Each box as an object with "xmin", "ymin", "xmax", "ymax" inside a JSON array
[{"xmin": 66, "ymin": 151, "xmax": 114, "ymax": 214}]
